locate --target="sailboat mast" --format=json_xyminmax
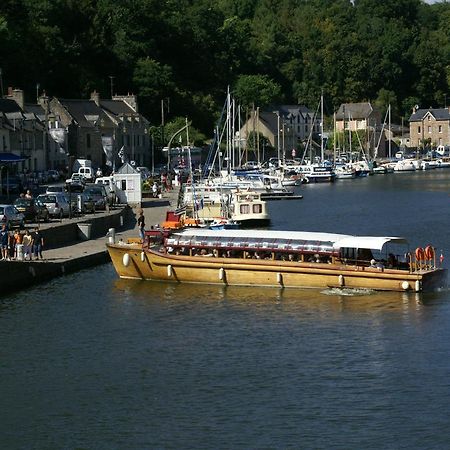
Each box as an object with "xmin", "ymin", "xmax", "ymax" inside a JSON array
[
  {"xmin": 320, "ymin": 92, "xmax": 324, "ymax": 162},
  {"xmin": 388, "ymin": 104, "xmax": 391, "ymax": 159}
]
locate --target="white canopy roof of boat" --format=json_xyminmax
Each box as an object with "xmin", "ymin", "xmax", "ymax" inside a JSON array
[{"xmin": 176, "ymin": 229, "xmax": 407, "ymax": 250}]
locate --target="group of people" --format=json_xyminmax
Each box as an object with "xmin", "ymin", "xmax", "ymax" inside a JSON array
[{"xmin": 0, "ymin": 225, "xmax": 44, "ymax": 261}]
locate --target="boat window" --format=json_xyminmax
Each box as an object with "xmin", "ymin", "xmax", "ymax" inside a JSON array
[
  {"xmin": 253, "ymin": 204, "xmax": 262, "ymax": 214},
  {"xmin": 240, "ymin": 204, "xmax": 250, "ymax": 214}
]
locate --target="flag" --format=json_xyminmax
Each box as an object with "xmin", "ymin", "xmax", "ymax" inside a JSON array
[
  {"xmin": 118, "ymin": 145, "xmax": 125, "ymax": 163},
  {"xmin": 175, "ymin": 205, "xmax": 186, "ymax": 215},
  {"xmin": 101, "ymin": 135, "xmax": 114, "ymax": 167}
]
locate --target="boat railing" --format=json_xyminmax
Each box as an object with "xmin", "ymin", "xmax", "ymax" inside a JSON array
[{"xmin": 410, "ymin": 246, "xmax": 438, "ymax": 272}]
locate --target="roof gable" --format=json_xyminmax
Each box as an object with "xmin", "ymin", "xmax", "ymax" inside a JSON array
[{"xmin": 336, "ymin": 102, "xmax": 374, "ymax": 120}]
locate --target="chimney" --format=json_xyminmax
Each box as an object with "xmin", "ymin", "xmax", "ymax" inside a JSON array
[
  {"xmin": 90, "ymin": 90, "xmax": 100, "ymax": 106},
  {"xmin": 7, "ymin": 87, "xmax": 24, "ymax": 109},
  {"xmin": 112, "ymin": 93, "xmax": 138, "ymax": 112}
]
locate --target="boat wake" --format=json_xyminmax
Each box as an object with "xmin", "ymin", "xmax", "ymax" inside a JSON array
[{"xmin": 321, "ymin": 287, "xmax": 376, "ymax": 297}]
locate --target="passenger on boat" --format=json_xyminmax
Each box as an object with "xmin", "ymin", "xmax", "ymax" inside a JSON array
[
  {"xmin": 387, "ymin": 253, "xmax": 397, "ymax": 268},
  {"xmin": 370, "ymin": 259, "xmax": 384, "ymax": 269}
]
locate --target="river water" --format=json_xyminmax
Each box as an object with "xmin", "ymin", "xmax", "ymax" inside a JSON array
[{"xmin": 2, "ymin": 170, "xmax": 450, "ymax": 449}]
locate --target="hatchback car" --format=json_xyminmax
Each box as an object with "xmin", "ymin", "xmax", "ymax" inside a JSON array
[
  {"xmin": 0, "ymin": 204, "xmax": 25, "ymax": 228},
  {"xmin": 13, "ymin": 198, "xmax": 50, "ymax": 223},
  {"xmin": 36, "ymin": 193, "xmax": 71, "ymax": 219},
  {"xmin": 83, "ymin": 185, "xmax": 107, "ymax": 210},
  {"xmin": 69, "ymin": 192, "xmax": 96, "ymax": 215}
]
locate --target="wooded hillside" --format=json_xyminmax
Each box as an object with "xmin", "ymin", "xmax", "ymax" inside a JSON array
[{"xmin": 1, "ymin": 0, "xmax": 449, "ymax": 134}]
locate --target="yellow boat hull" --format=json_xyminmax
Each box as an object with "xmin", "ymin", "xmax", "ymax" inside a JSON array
[{"xmin": 107, "ymin": 243, "xmax": 447, "ymax": 292}]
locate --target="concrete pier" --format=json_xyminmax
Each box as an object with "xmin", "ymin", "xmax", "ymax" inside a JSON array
[{"xmin": 0, "ymin": 188, "xmax": 180, "ymax": 294}]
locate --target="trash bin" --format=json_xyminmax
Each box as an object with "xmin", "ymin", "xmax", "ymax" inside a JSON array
[
  {"xmin": 16, "ymin": 243, "xmax": 24, "ymax": 261},
  {"xmin": 78, "ymin": 223, "xmax": 92, "ymax": 240}
]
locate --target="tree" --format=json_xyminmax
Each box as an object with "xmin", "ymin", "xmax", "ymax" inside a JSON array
[{"xmin": 234, "ymin": 74, "xmax": 282, "ymax": 109}]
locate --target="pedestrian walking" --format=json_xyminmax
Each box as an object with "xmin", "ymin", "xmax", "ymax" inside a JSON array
[
  {"xmin": 137, "ymin": 209, "xmax": 145, "ymax": 242},
  {"xmin": 32, "ymin": 228, "xmax": 44, "ymax": 260}
]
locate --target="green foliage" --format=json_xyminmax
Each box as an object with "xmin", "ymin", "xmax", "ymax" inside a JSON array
[
  {"xmin": 234, "ymin": 74, "xmax": 282, "ymax": 109},
  {"xmin": 0, "ymin": 0, "xmax": 448, "ymax": 132}
]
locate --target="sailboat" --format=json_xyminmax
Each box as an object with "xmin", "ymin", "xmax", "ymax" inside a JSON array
[{"xmin": 298, "ymin": 94, "xmax": 336, "ymax": 183}]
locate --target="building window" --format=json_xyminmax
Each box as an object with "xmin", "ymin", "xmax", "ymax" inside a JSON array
[
  {"xmin": 418, "ymin": 126, "xmax": 421, "ymax": 133},
  {"xmin": 87, "ymin": 133, "xmax": 91, "ymax": 148},
  {"xmin": 428, "ymin": 126, "xmax": 431, "ymax": 133},
  {"xmin": 439, "ymin": 125, "xmax": 442, "ymax": 133},
  {"xmin": 428, "ymin": 115, "xmax": 431, "ymax": 121}
]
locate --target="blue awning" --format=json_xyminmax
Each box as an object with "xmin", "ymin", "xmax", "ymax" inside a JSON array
[{"xmin": 0, "ymin": 152, "xmax": 27, "ymax": 163}]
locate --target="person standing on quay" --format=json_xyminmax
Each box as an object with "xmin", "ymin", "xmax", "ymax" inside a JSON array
[
  {"xmin": 32, "ymin": 228, "xmax": 44, "ymax": 260},
  {"xmin": 22, "ymin": 229, "xmax": 32, "ymax": 261},
  {"xmin": 137, "ymin": 209, "xmax": 145, "ymax": 242},
  {"xmin": 0, "ymin": 224, "xmax": 9, "ymax": 260}
]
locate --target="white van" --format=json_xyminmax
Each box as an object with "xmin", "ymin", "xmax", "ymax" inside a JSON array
[
  {"xmin": 78, "ymin": 166, "xmax": 95, "ymax": 182},
  {"xmin": 95, "ymin": 176, "xmax": 117, "ymax": 205}
]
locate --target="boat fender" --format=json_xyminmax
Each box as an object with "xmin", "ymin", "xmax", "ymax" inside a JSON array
[
  {"xmin": 167, "ymin": 265, "xmax": 173, "ymax": 277},
  {"xmin": 424, "ymin": 245, "xmax": 434, "ymax": 260},
  {"xmin": 415, "ymin": 247, "xmax": 425, "ymax": 261},
  {"xmin": 140, "ymin": 251, "xmax": 145, "ymax": 262},
  {"xmin": 122, "ymin": 253, "xmax": 130, "ymax": 267},
  {"xmin": 401, "ymin": 281, "xmax": 410, "ymax": 291},
  {"xmin": 415, "ymin": 280, "xmax": 421, "ymax": 292},
  {"xmin": 219, "ymin": 267, "xmax": 225, "ymax": 281},
  {"xmin": 338, "ymin": 274, "xmax": 344, "ymax": 287},
  {"xmin": 277, "ymin": 272, "xmax": 282, "ymax": 284}
]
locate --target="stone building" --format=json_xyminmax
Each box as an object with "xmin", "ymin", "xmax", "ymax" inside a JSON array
[
  {"xmin": 335, "ymin": 102, "xmax": 386, "ymax": 158},
  {"xmin": 408, "ymin": 106, "xmax": 450, "ymax": 150},
  {"xmin": 238, "ymin": 105, "xmax": 318, "ymax": 161},
  {"xmin": 1, "ymin": 88, "xmax": 47, "ymax": 172}
]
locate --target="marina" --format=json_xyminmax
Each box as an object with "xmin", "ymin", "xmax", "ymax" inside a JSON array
[{"xmin": 2, "ymin": 170, "xmax": 450, "ymax": 449}]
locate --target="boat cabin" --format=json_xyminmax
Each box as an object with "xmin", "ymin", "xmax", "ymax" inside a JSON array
[{"xmin": 159, "ymin": 229, "xmax": 426, "ymax": 271}]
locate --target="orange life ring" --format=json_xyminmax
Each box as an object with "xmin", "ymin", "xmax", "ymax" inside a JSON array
[
  {"xmin": 415, "ymin": 247, "xmax": 425, "ymax": 261},
  {"xmin": 424, "ymin": 245, "xmax": 434, "ymax": 260}
]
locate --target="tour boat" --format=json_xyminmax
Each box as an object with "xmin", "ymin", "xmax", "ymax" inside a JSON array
[{"xmin": 107, "ymin": 229, "xmax": 447, "ymax": 292}]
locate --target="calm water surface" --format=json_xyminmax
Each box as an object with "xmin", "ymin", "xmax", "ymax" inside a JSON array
[{"xmin": 2, "ymin": 170, "xmax": 450, "ymax": 449}]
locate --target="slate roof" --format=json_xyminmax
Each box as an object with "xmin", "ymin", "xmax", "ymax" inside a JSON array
[
  {"xmin": 100, "ymin": 99, "xmax": 135, "ymax": 116},
  {"xmin": 24, "ymin": 103, "xmax": 46, "ymax": 120},
  {"xmin": 58, "ymin": 99, "xmax": 114, "ymax": 128},
  {"xmin": 409, "ymin": 108, "xmax": 450, "ymax": 122},
  {"xmin": 259, "ymin": 111, "xmax": 279, "ymax": 134},
  {"xmin": 335, "ymin": 102, "xmax": 374, "ymax": 120},
  {"xmin": 0, "ymin": 98, "xmax": 23, "ymax": 114}
]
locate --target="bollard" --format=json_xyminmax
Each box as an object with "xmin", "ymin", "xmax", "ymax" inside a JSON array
[{"xmin": 108, "ymin": 227, "xmax": 116, "ymax": 244}]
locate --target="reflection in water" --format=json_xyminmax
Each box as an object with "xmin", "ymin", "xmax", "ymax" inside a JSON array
[{"xmin": 113, "ymin": 278, "xmax": 425, "ymax": 316}]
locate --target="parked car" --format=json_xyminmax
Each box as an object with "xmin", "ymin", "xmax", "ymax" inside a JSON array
[
  {"xmin": 83, "ymin": 184, "xmax": 107, "ymax": 210},
  {"xmin": 69, "ymin": 192, "xmax": 96, "ymax": 215},
  {"xmin": 94, "ymin": 177, "xmax": 117, "ymax": 206},
  {"xmin": 65, "ymin": 173, "xmax": 85, "ymax": 193},
  {"xmin": 13, "ymin": 197, "xmax": 50, "ymax": 223},
  {"xmin": 46, "ymin": 185, "xmax": 65, "ymax": 194},
  {"xmin": 0, "ymin": 204, "xmax": 25, "ymax": 228},
  {"xmin": 36, "ymin": 193, "xmax": 71, "ymax": 219},
  {"xmin": 78, "ymin": 166, "xmax": 95, "ymax": 182}
]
